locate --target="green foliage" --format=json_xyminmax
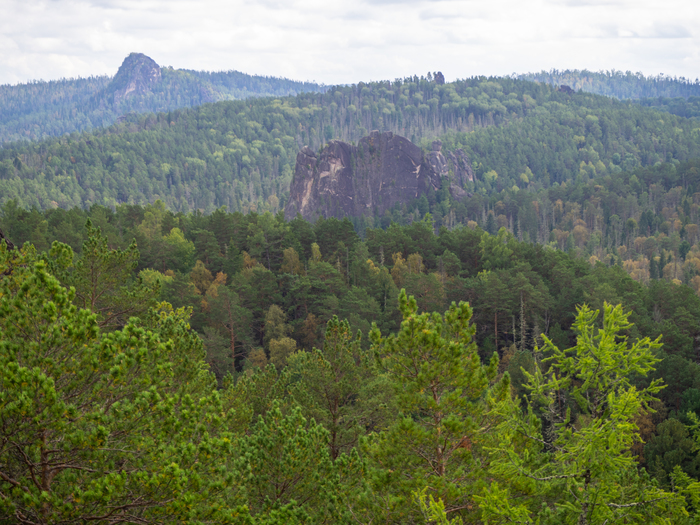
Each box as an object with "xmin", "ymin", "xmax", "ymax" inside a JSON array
[
  {"xmin": 206, "ymin": 284, "xmax": 252, "ymax": 373},
  {"xmin": 478, "ymin": 302, "xmax": 688, "ymax": 524},
  {"xmin": 0, "ymin": 62, "xmax": 323, "ymax": 143},
  {"xmin": 46, "ymin": 219, "xmax": 160, "ymax": 329},
  {"xmin": 268, "ymin": 336, "xmax": 297, "ymax": 369},
  {"xmin": 287, "ymin": 316, "xmax": 393, "ymax": 460},
  {"xmin": 646, "ymin": 418, "xmax": 700, "ymax": 487},
  {"xmin": 365, "ymin": 290, "xmax": 509, "ymax": 522},
  {"xmin": 235, "ymin": 402, "xmax": 361, "ymax": 524},
  {"xmin": 0, "ymin": 243, "xmax": 249, "ymax": 523},
  {"xmin": 264, "ymin": 304, "xmax": 292, "ymax": 348}
]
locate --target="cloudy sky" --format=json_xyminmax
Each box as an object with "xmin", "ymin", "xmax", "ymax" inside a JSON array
[{"xmin": 1, "ymin": 0, "xmax": 698, "ymax": 86}]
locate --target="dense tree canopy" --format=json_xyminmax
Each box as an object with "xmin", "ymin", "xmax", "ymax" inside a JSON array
[
  {"xmin": 5, "ymin": 68, "xmax": 700, "ymax": 523},
  {"xmin": 2, "ymin": 74, "xmax": 699, "ymax": 219},
  {"xmin": 4, "ymin": 209, "xmax": 700, "ymax": 521}
]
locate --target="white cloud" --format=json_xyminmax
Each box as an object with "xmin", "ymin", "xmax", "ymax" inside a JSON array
[{"xmin": 0, "ymin": 0, "xmax": 698, "ymax": 86}]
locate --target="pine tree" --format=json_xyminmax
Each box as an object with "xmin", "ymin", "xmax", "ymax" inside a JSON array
[
  {"xmin": 287, "ymin": 316, "xmax": 393, "ymax": 459},
  {"xmin": 365, "ymin": 290, "xmax": 509, "ymax": 523},
  {"xmin": 650, "ymin": 253, "xmax": 658, "ymax": 279},
  {"xmin": 0, "ymin": 243, "xmax": 249, "ymax": 524}
]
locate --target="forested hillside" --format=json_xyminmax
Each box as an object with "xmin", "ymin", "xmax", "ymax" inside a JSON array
[
  {"xmin": 521, "ymin": 69, "xmax": 700, "ymax": 121},
  {"xmin": 6, "ymin": 62, "xmax": 700, "ymax": 522},
  {"xmin": 0, "ymin": 53, "xmax": 323, "ymax": 143},
  {"xmin": 396, "ymin": 157, "xmax": 700, "ymax": 294},
  {"xmin": 635, "ymin": 95, "xmax": 700, "ymax": 119},
  {"xmin": 5, "ymin": 63, "xmax": 698, "ymax": 146},
  {"xmin": 2, "ymin": 75, "xmax": 700, "ymax": 218},
  {"xmin": 3, "ymin": 207, "xmax": 700, "ymax": 523},
  {"xmin": 522, "ymin": 69, "xmax": 700, "ymax": 100}
]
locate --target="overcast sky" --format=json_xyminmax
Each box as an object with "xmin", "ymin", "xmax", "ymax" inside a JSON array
[{"xmin": 1, "ymin": 0, "xmax": 698, "ymax": 87}]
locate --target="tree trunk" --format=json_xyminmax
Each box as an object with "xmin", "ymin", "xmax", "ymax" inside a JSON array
[{"xmin": 494, "ymin": 311, "xmax": 498, "ymax": 354}]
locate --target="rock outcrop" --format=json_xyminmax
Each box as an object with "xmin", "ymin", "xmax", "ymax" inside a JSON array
[
  {"xmin": 284, "ymin": 131, "xmax": 473, "ymax": 221},
  {"xmin": 107, "ymin": 53, "xmax": 162, "ymax": 104},
  {"xmin": 447, "ymin": 148, "xmax": 476, "ymax": 186},
  {"xmin": 0, "ymin": 228, "xmax": 14, "ymax": 250}
]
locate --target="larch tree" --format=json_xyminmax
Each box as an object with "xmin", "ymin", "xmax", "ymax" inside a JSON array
[{"xmin": 477, "ymin": 303, "xmax": 692, "ymax": 525}]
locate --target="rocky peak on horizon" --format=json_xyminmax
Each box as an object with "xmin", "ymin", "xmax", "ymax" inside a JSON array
[
  {"xmin": 107, "ymin": 52, "xmax": 162, "ymax": 104},
  {"xmin": 284, "ymin": 131, "xmax": 473, "ymax": 222}
]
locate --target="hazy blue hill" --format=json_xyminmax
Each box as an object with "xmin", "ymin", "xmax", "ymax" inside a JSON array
[
  {"xmin": 521, "ymin": 69, "xmax": 700, "ymax": 100},
  {"xmin": 186, "ymin": 69, "xmax": 324, "ymax": 100},
  {"xmin": 635, "ymin": 96, "xmax": 700, "ymax": 119},
  {"xmin": 0, "ymin": 76, "xmax": 112, "ymax": 141},
  {"xmin": 0, "ymin": 53, "xmax": 324, "ymax": 143}
]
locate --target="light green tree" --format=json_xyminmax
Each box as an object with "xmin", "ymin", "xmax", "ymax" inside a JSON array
[
  {"xmin": 206, "ymin": 284, "xmax": 252, "ymax": 370},
  {"xmin": 477, "ymin": 303, "xmax": 691, "ymax": 524},
  {"xmin": 280, "ymin": 246, "xmax": 304, "ymax": 275},
  {"xmin": 45, "ymin": 220, "xmax": 159, "ymax": 330},
  {"xmin": 235, "ymin": 402, "xmax": 362, "ymax": 524},
  {"xmin": 269, "ymin": 336, "xmax": 297, "ymax": 369},
  {"xmin": 264, "ymin": 304, "xmax": 292, "ymax": 350}
]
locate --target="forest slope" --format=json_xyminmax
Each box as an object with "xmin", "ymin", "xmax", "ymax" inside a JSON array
[
  {"xmin": 5, "ymin": 66, "xmax": 700, "ymax": 523},
  {"xmin": 521, "ymin": 69, "xmax": 700, "ymax": 100},
  {"xmin": 2, "ymin": 75, "xmax": 700, "ymax": 218},
  {"xmin": 3, "ymin": 204, "xmax": 700, "ymax": 524},
  {"xmin": 0, "ymin": 52, "xmax": 323, "ymax": 143}
]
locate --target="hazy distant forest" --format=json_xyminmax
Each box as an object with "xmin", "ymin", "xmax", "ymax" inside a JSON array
[
  {"xmin": 0, "ymin": 63, "xmax": 324, "ymax": 143},
  {"xmin": 3, "ymin": 68, "xmax": 700, "ymax": 524}
]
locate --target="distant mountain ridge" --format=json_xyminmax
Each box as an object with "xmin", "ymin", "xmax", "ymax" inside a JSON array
[
  {"xmin": 521, "ymin": 69, "xmax": 700, "ymax": 100},
  {"xmin": 0, "ymin": 53, "xmax": 324, "ymax": 143}
]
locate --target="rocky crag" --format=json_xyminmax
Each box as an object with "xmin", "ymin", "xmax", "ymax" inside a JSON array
[
  {"xmin": 284, "ymin": 131, "xmax": 474, "ymax": 222},
  {"xmin": 105, "ymin": 53, "xmax": 162, "ymax": 104}
]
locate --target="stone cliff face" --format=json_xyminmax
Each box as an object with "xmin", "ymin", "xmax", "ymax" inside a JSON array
[
  {"xmin": 107, "ymin": 53, "xmax": 162, "ymax": 104},
  {"xmin": 284, "ymin": 131, "xmax": 473, "ymax": 221},
  {"xmin": 448, "ymin": 148, "xmax": 476, "ymax": 186}
]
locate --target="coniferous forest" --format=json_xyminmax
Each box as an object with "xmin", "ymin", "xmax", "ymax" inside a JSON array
[
  {"xmin": 0, "ymin": 53, "xmax": 324, "ymax": 144},
  {"xmin": 3, "ymin": 65, "xmax": 700, "ymax": 524}
]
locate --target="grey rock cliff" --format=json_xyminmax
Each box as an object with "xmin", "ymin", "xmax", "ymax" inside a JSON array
[
  {"xmin": 427, "ymin": 140, "xmax": 449, "ymax": 180},
  {"xmin": 447, "ymin": 149, "xmax": 476, "ymax": 186},
  {"xmin": 107, "ymin": 53, "xmax": 162, "ymax": 104},
  {"xmin": 284, "ymin": 131, "xmax": 472, "ymax": 221}
]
